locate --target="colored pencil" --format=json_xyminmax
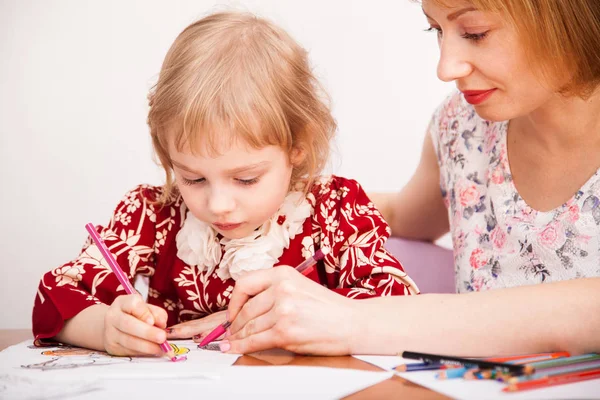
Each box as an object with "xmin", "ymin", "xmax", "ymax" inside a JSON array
[
  {"xmin": 85, "ymin": 223, "xmax": 179, "ymax": 361},
  {"xmin": 395, "ymin": 362, "xmax": 444, "ymax": 372},
  {"xmin": 507, "ymin": 354, "xmax": 570, "ymax": 365},
  {"xmin": 401, "ymin": 351, "xmax": 532, "ymax": 375},
  {"xmin": 528, "ymin": 353, "xmax": 600, "ymax": 369},
  {"xmin": 503, "ymin": 368, "xmax": 600, "ymax": 392},
  {"xmin": 509, "ymin": 359, "xmax": 600, "ymax": 383},
  {"xmin": 486, "ymin": 352, "xmax": 570, "ymax": 363},
  {"xmin": 436, "ymin": 367, "xmax": 469, "ymax": 379}
]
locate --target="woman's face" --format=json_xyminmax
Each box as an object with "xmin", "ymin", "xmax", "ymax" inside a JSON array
[{"xmin": 422, "ymin": 0, "xmax": 557, "ymax": 121}]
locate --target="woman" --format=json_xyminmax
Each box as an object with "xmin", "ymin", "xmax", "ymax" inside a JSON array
[{"xmin": 173, "ymin": 0, "xmax": 600, "ymax": 356}]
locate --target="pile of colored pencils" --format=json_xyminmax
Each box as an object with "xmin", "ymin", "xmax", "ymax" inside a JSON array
[
  {"xmin": 502, "ymin": 353, "xmax": 600, "ymax": 392},
  {"xmin": 395, "ymin": 351, "xmax": 600, "ymax": 392}
]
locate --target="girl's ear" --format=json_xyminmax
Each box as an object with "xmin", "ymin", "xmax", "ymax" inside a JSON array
[{"xmin": 290, "ymin": 147, "xmax": 306, "ymax": 166}]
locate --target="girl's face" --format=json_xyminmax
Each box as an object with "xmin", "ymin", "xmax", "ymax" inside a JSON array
[
  {"xmin": 170, "ymin": 139, "xmax": 294, "ymax": 239},
  {"xmin": 422, "ymin": 0, "xmax": 557, "ymax": 121}
]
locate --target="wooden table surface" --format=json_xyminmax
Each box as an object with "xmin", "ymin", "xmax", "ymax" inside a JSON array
[{"xmin": 0, "ymin": 329, "xmax": 447, "ymax": 399}]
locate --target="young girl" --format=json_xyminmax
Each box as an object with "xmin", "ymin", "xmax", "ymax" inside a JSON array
[{"xmin": 32, "ymin": 11, "xmax": 418, "ymax": 357}]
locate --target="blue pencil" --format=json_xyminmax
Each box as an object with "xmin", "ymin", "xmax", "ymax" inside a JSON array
[
  {"xmin": 395, "ymin": 362, "xmax": 444, "ymax": 372},
  {"xmin": 436, "ymin": 367, "xmax": 469, "ymax": 379}
]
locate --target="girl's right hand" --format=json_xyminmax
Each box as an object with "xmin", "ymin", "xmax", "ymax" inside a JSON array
[{"xmin": 103, "ymin": 294, "xmax": 169, "ymax": 356}]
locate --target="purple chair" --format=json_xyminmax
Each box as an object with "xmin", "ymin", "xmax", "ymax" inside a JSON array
[{"xmin": 384, "ymin": 237, "xmax": 455, "ymax": 294}]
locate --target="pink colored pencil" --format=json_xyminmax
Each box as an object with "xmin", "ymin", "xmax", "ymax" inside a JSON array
[
  {"xmin": 295, "ymin": 247, "xmax": 330, "ymax": 276},
  {"xmin": 198, "ymin": 247, "xmax": 330, "ymax": 348},
  {"xmin": 85, "ymin": 223, "xmax": 179, "ymax": 361}
]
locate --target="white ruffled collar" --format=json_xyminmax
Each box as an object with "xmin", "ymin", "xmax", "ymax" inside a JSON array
[{"xmin": 176, "ymin": 191, "xmax": 313, "ymax": 281}]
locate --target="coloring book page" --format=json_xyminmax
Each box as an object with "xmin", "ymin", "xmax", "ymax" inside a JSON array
[{"xmin": 0, "ymin": 340, "xmax": 239, "ymax": 399}]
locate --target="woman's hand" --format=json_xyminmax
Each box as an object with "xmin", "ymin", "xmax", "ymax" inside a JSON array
[
  {"xmin": 166, "ymin": 310, "xmax": 228, "ymax": 342},
  {"xmin": 103, "ymin": 294, "xmax": 168, "ymax": 356},
  {"xmin": 223, "ymin": 266, "xmax": 360, "ymax": 355}
]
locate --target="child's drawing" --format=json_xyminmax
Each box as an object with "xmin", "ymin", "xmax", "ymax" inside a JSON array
[{"xmin": 21, "ymin": 343, "xmax": 190, "ymax": 371}]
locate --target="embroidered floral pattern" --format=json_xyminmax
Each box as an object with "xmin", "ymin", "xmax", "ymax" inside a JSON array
[{"xmin": 431, "ymin": 92, "xmax": 600, "ymax": 292}]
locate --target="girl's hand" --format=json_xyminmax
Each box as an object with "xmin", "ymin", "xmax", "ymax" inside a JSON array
[
  {"xmin": 224, "ymin": 266, "xmax": 359, "ymax": 355},
  {"xmin": 103, "ymin": 294, "xmax": 168, "ymax": 356},
  {"xmin": 165, "ymin": 310, "xmax": 228, "ymax": 342}
]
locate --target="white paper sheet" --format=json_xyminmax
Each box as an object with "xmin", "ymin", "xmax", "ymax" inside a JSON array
[
  {"xmin": 69, "ymin": 366, "xmax": 394, "ymax": 400},
  {"xmin": 354, "ymin": 355, "xmax": 600, "ymax": 400},
  {"xmin": 0, "ymin": 340, "xmax": 239, "ymax": 399},
  {"xmin": 0, "ymin": 374, "xmax": 102, "ymax": 400},
  {"xmin": 0, "ymin": 340, "xmax": 392, "ymax": 400}
]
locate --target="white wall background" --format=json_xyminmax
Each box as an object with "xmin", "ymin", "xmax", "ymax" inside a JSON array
[{"xmin": 0, "ymin": 0, "xmax": 451, "ymax": 329}]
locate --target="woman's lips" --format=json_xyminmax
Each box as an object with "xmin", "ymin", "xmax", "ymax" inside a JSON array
[{"xmin": 462, "ymin": 88, "xmax": 497, "ymax": 105}]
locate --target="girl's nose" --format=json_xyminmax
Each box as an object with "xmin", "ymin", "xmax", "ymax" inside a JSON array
[{"xmin": 208, "ymin": 189, "xmax": 236, "ymax": 216}]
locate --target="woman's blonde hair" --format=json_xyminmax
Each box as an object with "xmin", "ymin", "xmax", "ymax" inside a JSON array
[
  {"xmin": 148, "ymin": 11, "xmax": 336, "ymax": 203},
  {"xmin": 430, "ymin": 0, "xmax": 600, "ymax": 97}
]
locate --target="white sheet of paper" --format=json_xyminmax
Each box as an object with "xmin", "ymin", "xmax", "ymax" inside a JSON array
[
  {"xmin": 1, "ymin": 340, "xmax": 392, "ymax": 400},
  {"xmin": 354, "ymin": 355, "xmax": 600, "ymax": 400},
  {"xmin": 0, "ymin": 340, "xmax": 239, "ymax": 399},
  {"xmin": 69, "ymin": 366, "xmax": 394, "ymax": 400},
  {"xmin": 0, "ymin": 374, "xmax": 102, "ymax": 400}
]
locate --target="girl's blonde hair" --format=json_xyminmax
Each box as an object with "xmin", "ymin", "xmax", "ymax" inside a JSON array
[
  {"xmin": 148, "ymin": 11, "xmax": 336, "ymax": 203},
  {"xmin": 430, "ymin": 0, "xmax": 600, "ymax": 97}
]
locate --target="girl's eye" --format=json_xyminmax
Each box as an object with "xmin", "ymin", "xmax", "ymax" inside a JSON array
[
  {"xmin": 236, "ymin": 177, "xmax": 259, "ymax": 186},
  {"xmin": 181, "ymin": 177, "xmax": 205, "ymax": 186},
  {"xmin": 461, "ymin": 31, "xmax": 489, "ymax": 41},
  {"xmin": 425, "ymin": 26, "xmax": 443, "ymax": 37}
]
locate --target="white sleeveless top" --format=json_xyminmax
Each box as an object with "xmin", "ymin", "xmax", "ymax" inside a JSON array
[{"xmin": 430, "ymin": 92, "xmax": 600, "ymax": 292}]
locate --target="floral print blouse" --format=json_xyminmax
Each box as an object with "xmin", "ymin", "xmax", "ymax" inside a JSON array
[
  {"xmin": 32, "ymin": 175, "xmax": 418, "ymax": 341},
  {"xmin": 431, "ymin": 92, "xmax": 600, "ymax": 293}
]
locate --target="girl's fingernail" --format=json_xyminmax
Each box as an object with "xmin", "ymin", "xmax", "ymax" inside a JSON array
[
  {"xmin": 165, "ymin": 328, "xmax": 173, "ymax": 334},
  {"xmin": 219, "ymin": 340, "xmax": 231, "ymax": 352},
  {"xmin": 193, "ymin": 335, "xmax": 201, "ymax": 340}
]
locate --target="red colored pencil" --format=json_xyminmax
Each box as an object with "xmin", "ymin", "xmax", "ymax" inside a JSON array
[
  {"xmin": 487, "ymin": 352, "xmax": 570, "ymax": 363},
  {"xmin": 503, "ymin": 368, "xmax": 600, "ymax": 392}
]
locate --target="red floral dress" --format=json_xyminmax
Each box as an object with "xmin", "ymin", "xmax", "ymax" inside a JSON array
[{"xmin": 33, "ymin": 175, "xmax": 419, "ymax": 341}]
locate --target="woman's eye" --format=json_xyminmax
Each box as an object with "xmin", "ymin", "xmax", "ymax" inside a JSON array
[
  {"xmin": 461, "ymin": 31, "xmax": 489, "ymax": 41},
  {"xmin": 425, "ymin": 26, "xmax": 443, "ymax": 36}
]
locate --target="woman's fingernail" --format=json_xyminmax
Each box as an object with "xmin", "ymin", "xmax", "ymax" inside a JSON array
[
  {"xmin": 219, "ymin": 340, "xmax": 231, "ymax": 352},
  {"xmin": 193, "ymin": 335, "xmax": 201, "ymax": 341},
  {"xmin": 165, "ymin": 328, "xmax": 173, "ymax": 334}
]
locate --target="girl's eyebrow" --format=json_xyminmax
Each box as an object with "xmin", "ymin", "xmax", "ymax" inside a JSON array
[
  {"xmin": 171, "ymin": 160, "xmax": 199, "ymax": 174},
  {"xmin": 422, "ymin": 6, "xmax": 477, "ymax": 21},
  {"xmin": 224, "ymin": 161, "xmax": 270, "ymax": 175},
  {"xmin": 171, "ymin": 160, "xmax": 269, "ymax": 175}
]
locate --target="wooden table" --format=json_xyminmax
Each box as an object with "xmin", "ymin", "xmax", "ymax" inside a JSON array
[{"xmin": 0, "ymin": 329, "xmax": 447, "ymax": 399}]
